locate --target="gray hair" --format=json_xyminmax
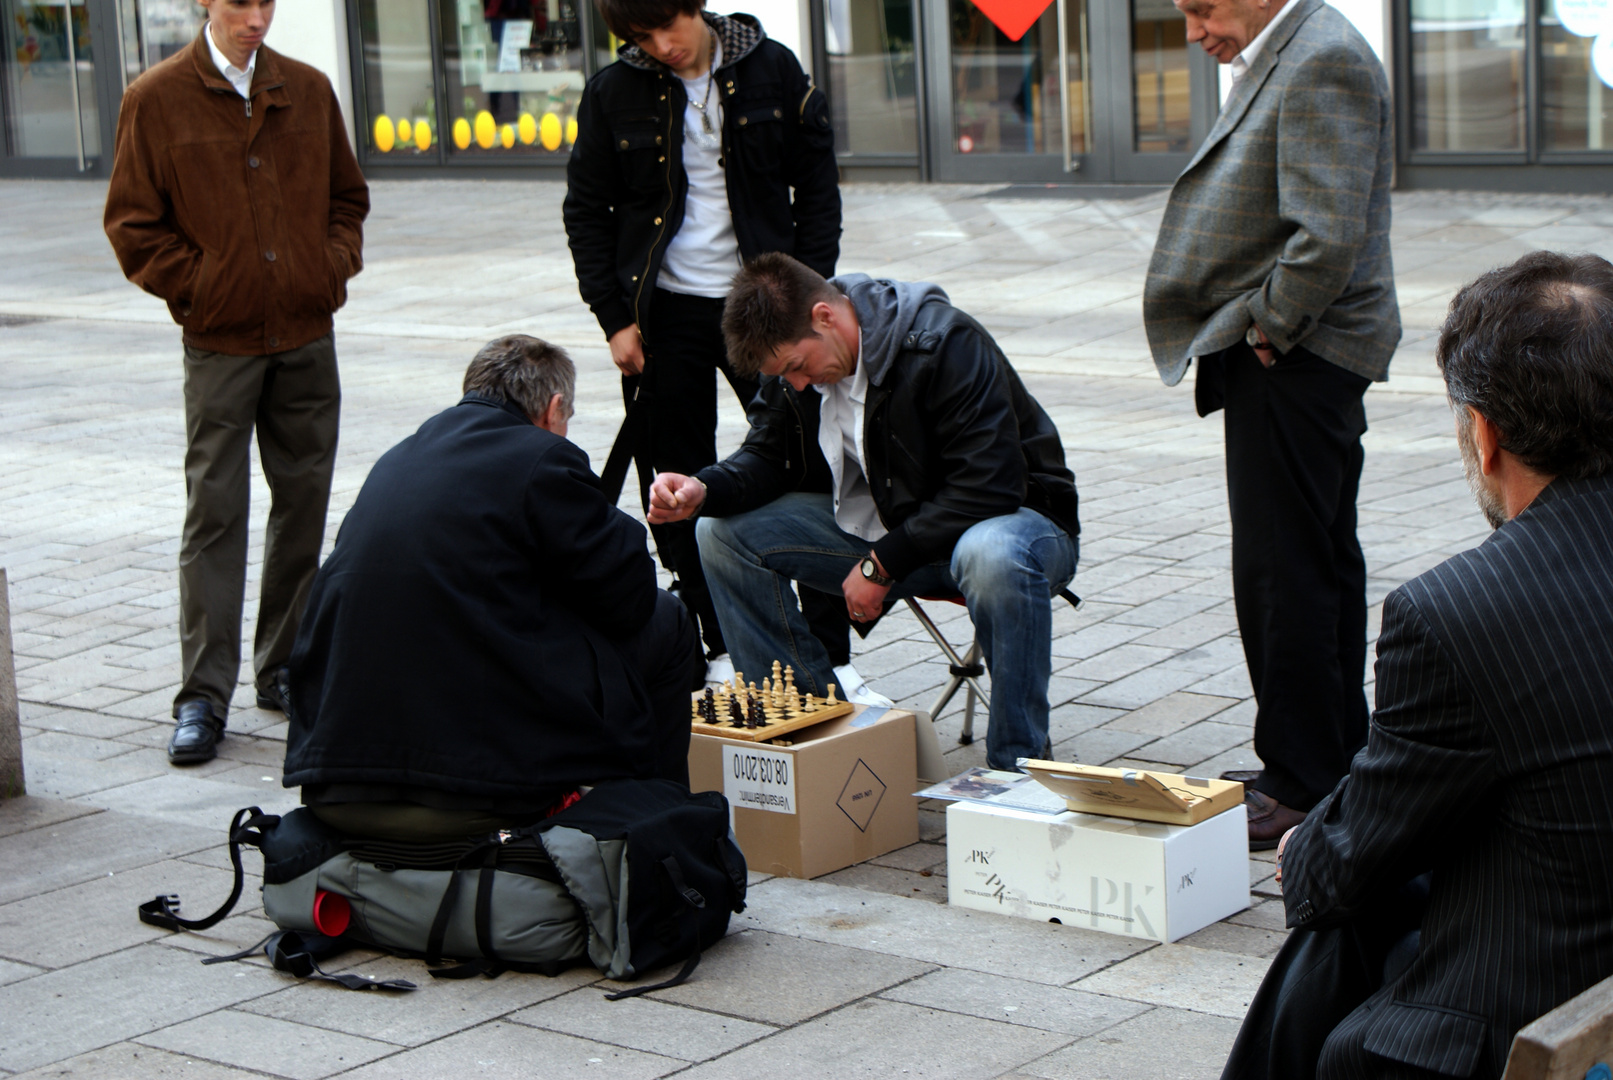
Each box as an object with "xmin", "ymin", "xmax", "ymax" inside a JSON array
[{"xmin": 462, "ymin": 335, "xmax": 575, "ymax": 421}]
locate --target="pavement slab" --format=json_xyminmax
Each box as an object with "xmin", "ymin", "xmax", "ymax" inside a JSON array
[
  {"xmin": 332, "ymin": 1020, "xmax": 686, "ymax": 1080},
  {"xmin": 135, "ymin": 1011, "xmax": 398, "ymax": 1080},
  {"xmin": 510, "ymin": 986, "xmax": 777, "ymax": 1061}
]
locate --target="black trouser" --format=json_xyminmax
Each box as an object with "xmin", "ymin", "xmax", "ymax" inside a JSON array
[
  {"xmin": 1200, "ymin": 342, "xmax": 1371, "ymax": 811},
  {"xmin": 1221, "ymin": 877, "xmax": 1436, "ymax": 1080},
  {"xmin": 628, "ymin": 288, "xmax": 849, "ymax": 663}
]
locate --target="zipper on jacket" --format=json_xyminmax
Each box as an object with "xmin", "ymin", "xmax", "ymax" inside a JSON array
[
  {"xmin": 245, "ymin": 97, "xmax": 252, "ymax": 117},
  {"xmin": 632, "ymin": 75, "xmax": 678, "ymax": 329}
]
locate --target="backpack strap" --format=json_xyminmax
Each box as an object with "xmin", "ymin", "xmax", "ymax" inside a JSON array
[
  {"xmin": 206, "ymin": 929, "xmax": 416, "ymax": 992},
  {"xmin": 137, "ymin": 807, "xmax": 279, "ymax": 932},
  {"xmin": 604, "ymin": 855, "xmax": 707, "ymax": 1001}
]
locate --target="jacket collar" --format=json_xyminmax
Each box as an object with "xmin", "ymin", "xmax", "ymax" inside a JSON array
[
  {"xmin": 188, "ymin": 27, "xmax": 286, "ymax": 98},
  {"xmin": 1180, "ymin": 0, "xmax": 1323, "ymax": 174},
  {"xmin": 460, "ymin": 392, "xmax": 533, "ymax": 425},
  {"xmin": 616, "ymin": 10, "xmax": 764, "ymax": 74}
]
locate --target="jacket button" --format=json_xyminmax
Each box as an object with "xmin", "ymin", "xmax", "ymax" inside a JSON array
[
  {"xmin": 631, "ymin": 274, "xmax": 638, "ymax": 282},
  {"xmin": 619, "ymin": 139, "xmax": 629, "ymax": 149},
  {"xmin": 773, "ymin": 108, "xmax": 782, "ymax": 118},
  {"xmin": 718, "ymin": 156, "xmax": 725, "ymax": 167},
  {"xmin": 655, "ymin": 135, "xmax": 663, "ymax": 144},
  {"xmin": 654, "ymin": 217, "xmax": 662, "ymax": 225},
  {"xmin": 264, "ymin": 250, "xmax": 276, "ymax": 261},
  {"xmin": 248, "ymin": 156, "xmax": 259, "ymax": 168},
  {"xmin": 658, "ymin": 155, "xmax": 665, "ymax": 162},
  {"xmin": 659, "ymin": 94, "xmax": 666, "ymax": 101},
  {"xmin": 738, "ymin": 116, "xmax": 747, "ymax": 126},
  {"xmin": 268, "ymin": 336, "xmax": 279, "ymax": 347}
]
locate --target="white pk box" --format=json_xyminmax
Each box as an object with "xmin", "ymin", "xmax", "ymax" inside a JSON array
[{"xmin": 945, "ymin": 799, "xmax": 1250, "ymax": 943}]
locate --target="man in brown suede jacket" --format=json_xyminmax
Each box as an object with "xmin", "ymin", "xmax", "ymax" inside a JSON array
[{"xmin": 104, "ymin": 0, "xmax": 369, "ymax": 766}]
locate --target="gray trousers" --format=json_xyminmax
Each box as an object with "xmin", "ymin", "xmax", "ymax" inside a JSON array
[{"xmin": 176, "ymin": 333, "xmax": 340, "ymax": 719}]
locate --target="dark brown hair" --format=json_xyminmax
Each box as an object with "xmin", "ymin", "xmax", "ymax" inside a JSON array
[
  {"xmin": 462, "ymin": 335, "xmax": 575, "ymax": 421},
  {"xmin": 1437, "ymin": 250, "xmax": 1613, "ymax": 480},
  {"xmin": 722, "ymin": 252, "xmax": 841, "ymax": 378},
  {"xmin": 595, "ymin": 0, "xmax": 703, "ymax": 44}
]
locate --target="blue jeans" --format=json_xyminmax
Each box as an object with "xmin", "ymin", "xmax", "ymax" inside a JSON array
[{"xmin": 696, "ymin": 493, "xmax": 1078, "ymax": 770}]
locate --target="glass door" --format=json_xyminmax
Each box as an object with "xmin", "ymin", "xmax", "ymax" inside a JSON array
[
  {"xmin": 1, "ymin": 0, "xmax": 100, "ymax": 168},
  {"xmin": 1107, "ymin": 0, "xmax": 1214, "ymax": 181}
]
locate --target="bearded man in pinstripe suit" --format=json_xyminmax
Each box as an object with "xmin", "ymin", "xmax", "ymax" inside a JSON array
[{"xmin": 1223, "ymin": 251, "xmax": 1613, "ymax": 1080}]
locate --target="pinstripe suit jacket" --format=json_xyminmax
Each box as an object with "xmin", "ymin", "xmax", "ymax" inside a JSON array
[
  {"xmin": 1142, "ymin": 0, "xmax": 1400, "ymax": 387},
  {"xmin": 1281, "ymin": 474, "xmax": 1613, "ymax": 1079}
]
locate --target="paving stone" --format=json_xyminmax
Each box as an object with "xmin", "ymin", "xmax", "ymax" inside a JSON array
[
  {"xmin": 8, "ymin": 1042, "xmax": 269, "ymax": 1079},
  {"xmin": 511, "ymin": 987, "xmax": 776, "ymax": 1061},
  {"xmin": 135, "ymin": 1011, "xmax": 396, "ymax": 1080},
  {"xmin": 0, "ymin": 794, "xmax": 101, "ymax": 839},
  {"xmin": 1134, "ymin": 721, "xmax": 1249, "ymax": 767},
  {"xmin": 1070, "ymin": 944, "xmax": 1269, "ymax": 1020},
  {"xmin": 603, "ymin": 930, "xmax": 934, "ymax": 1026},
  {"xmin": 1175, "ymin": 921, "xmax": 1287, "ymax": 959},
  {"xmin": 1227, "ymin": 899, "xmax": 1289, "ymax": 932},
  {"xmin": 239, "ymin": 956, "xmax": 602, "ymax": 1046},
  {"xmin": 739, "ymin": 879, "xmax": 1149, "ymax": 986},
  {"xmin": 1017, "ymin": 1006, "xmax": 1243, "ymax": 1080},
  {"xmin": 77, "ymin": 773, "xmax": 300, "ymax": 831},
  {"xmin": 867, "ymin": 841, "xmax": 947, "ymax": 872},
  {"xmin": 0, "ymin": 942, "xmax": 288, "ymax": 1073},
  {"xmin": 880, "ymin": 967, "xmax": 1150, "ymax": 1037},
  {"xmin": 0, "ymin": 856, "xmax": 248, "ymax": 969},
  {"xmin": 334, "ymin": 1020, "xmax": 683, "ymax": 1080},
  {"xmin": 1055, "ymin": 726, "xmax": 1154, "ymax": 766},
  {"xmin": 1104, "ymin": 693, "xmax": 1239, "ymax": 737},
  {"xmin": 674, "ymin": 999, "xmax": 1073, "ymax": 1080},
  {"xmin": 0, "ymin": 955, "xmax": 44, "ymax": 986},
  {"xmin": 0, "ymin": 808, "xmax": 216, "ymax": 905},
  {"xmin": 819, "ymin": 860, "xmax": 950, "ymax": 904}
]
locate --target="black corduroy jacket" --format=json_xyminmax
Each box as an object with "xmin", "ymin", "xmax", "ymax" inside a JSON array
[{"xmin": 562, "ymin": 12, "xmax": 840, "ymax": 343}]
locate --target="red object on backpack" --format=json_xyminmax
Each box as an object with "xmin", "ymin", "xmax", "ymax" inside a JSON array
[{"xmin": 312, "ymin": 890, "xmax": 352, "ymax": 937}]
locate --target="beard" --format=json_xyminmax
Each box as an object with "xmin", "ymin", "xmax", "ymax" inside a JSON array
[{"xmin": 1459, "ymin": 422, "xmax": 1509, "ymax": 530}]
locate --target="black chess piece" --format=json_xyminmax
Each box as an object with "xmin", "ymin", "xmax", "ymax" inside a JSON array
[
  {"xmin": 702, "ymin": 687, "xmax": 716, "ymax": 723},
  {"xmin": 728, "ymin": 697, "xmax": 746, "ymax": 727}
]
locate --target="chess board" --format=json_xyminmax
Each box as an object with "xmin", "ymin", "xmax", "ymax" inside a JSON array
[{"xmin": 690, "ymin": 661, "xmax": 856, "ymax": 742}]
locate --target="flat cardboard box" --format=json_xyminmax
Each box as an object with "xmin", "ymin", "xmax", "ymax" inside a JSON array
[
  {"xmin": 689, "ymin": 706, "xmax": 918, "ymax": 879},
  {"xmin": 946, "ymin": 799, "xmax": 1249, "ymax": 943},
  {"xmin": 1020, "ymin": 760, "xmax": 1245, "ymax": 826}
]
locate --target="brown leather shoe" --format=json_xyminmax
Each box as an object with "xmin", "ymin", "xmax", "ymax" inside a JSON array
[{"xmin": 1245, "ymin": 788, "xmax": 1306, "ymax": 851}]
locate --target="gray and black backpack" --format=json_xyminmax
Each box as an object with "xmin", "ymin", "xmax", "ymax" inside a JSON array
[{"xmin": 138, "ymin": 779, "xmax": 747, "ymax": 997}]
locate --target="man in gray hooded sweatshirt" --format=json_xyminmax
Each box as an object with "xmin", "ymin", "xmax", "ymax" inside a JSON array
[{"xmin": 648, "ymin": 253, "xmax": 1080, "ymax": 771}]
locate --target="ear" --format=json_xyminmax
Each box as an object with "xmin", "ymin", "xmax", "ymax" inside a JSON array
[
  {"xmin": 1468, "ymin": 406, "xmax": 1503, "ymax": 476},
  {"xmin": 533, "ymin": 393, "xmax": 567, "ymax": 433},
  {"xmin": 810, "ymin": 300, "xmax": 837, "ymax": 335}
]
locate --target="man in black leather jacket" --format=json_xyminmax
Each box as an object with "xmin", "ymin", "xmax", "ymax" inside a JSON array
[
  {"xmin": 563, "ymin": 0, "xmax": 846, "ymax": 689},
  {"xmin": 649, "ymin": 254, "xmax": 1081, "ymax": 771}
]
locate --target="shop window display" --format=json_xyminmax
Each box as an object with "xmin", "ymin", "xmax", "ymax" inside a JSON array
[
  {"xmin": 1541, "ymin": 0, "xmax": 1613, "ymax": 151},
  {"xmin": 357, "ymin": 0, "xmax": 439, "ymax": 155},
  {"xmin": 442, "ymin": 0, "xmax": 584, "ymax": 155}
]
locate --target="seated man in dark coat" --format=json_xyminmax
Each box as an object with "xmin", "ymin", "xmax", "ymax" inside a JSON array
[
  {"xmin": 283, "ymin": 335, "xmax": 702, "ymax": 840},
  {"xmin": 1223, "ymin": 251, "xmax": 1613, "ymax": 1080}
]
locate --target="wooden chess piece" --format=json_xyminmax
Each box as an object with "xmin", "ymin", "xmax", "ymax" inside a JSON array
[{"xmin": 826, "ymin": 683, "xmax": 838, "ymax": 706}]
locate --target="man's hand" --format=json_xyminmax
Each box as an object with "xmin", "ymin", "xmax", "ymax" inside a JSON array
[
  {"xmin": 1251, "ymin": 324, "xmax": 1276, "ymax": 368},
  {"xmin": 842, "ymin": 555, "xmax": 892, "ymax": 624},
  {"xmin": 609, "ymin": 324, "xmax": 645, "ymax": 376},
  {"xmin": 648, "ymin": 472, "xmax": 706, "ymax": 524},
  {"xmin": 1274, "ymin": 824, "xmax": 1299, "ymax": 885}
]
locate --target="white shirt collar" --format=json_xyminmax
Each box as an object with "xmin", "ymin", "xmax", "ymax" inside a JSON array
[
  {"xmin": 206, "ymin": 22, "xmax": 257, "ymax": 100},
  {"xmin": 1230, "ymin": 0, "xmax": 1298, "ymax": 85}
]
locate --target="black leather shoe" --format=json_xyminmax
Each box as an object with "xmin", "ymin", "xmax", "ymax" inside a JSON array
[
  {"xmin": 168, "ymin": 701, "xmax": 224, "ymax": 765},
  {"xmin": 255, "ymin": 666, "xmax": 292, "ymax": 716},
  {"xmin": 1245, "ymin": 788, "xmax": 1307, "ymax": 851}
]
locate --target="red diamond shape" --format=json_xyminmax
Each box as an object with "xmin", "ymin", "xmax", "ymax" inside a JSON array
[{"xmin": 968, "ymin": 0, "xmax": 1056, "ymax": 41}]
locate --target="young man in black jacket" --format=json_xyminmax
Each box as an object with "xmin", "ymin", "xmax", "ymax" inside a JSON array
[
  {"xmin": 283, "ymin": 336, "xmax": 702, "ymax": 840},
  {"xmin": 563, "ymin": 0, "xmax": 870, "ymax": 697},
  {"xmin": 649, "ymin": 254, "xmax": 1081, "ymax": 772}
]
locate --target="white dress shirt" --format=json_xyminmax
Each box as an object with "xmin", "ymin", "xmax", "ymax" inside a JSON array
[
  {"xmin": 816, "ymin": 333, "xmax": 887, "ymax": 542},
  {"xmin": 658, "ymin": 36, "xmax": 742, "ymax": 298},
  {"xmin": 1229, "ymin": 0, "xmax": 1298, "ymax": 86},
  {"xmin": 206, "ymin": 22, "xmax": 257, "ymax": 99}
]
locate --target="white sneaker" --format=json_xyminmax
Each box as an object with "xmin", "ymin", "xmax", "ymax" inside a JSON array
[
  {"xmin": 833, "ymin": 664, "xmax": 895, "ymax": 708},
  {"xmin": 705, "ymin": 653, "xmax": 735, "ymax": 687}
]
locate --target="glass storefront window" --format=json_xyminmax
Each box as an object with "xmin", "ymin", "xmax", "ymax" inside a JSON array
[
  {"xmin": 825, "ymin": 0, "xmax": 918, "ymax": 156},
  {"xmin": 1541, "ymin": 0, "xmax": 1613, "ymax": 150},
  {"xmin": 116, "ymin": 0, "xmax": 203, "ymax": 90},
  {"xmin": 357, "ymin": 0, "xmax": 438, "ymax": 155},
  {"xmin": 1132, "ymin": 0, "xmax": 1189, "ymax": 152},
  {"xmin": 1409, "ymin": 0, "xmax": 1526, "ymax": 151},
  {"xmin": 1, "ymin": 0, "xmax": 99, "ymax": 158},
  {"xmin": 948, "ymin": 0, "xmax": 1086, "ymax": 156},
  {"xmin": 441, "ymin": 0, "xmax": 584, "ymax": 156}
]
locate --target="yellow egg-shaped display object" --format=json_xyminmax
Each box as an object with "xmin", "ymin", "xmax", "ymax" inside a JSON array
[
  {"xmin": 500, "ymin": 123, "xmax": 515, "ymax": 149},
  {"xmin": 373, "ymin": 114, "xmax": 395, "ymax": 152},
  {"xmin": 474, "ymin": 110, "xmax": 497, "ymax": 149},
  {"xmin": 453, "ymin": 117, "xmax": 471, "ymax": 149},
  {"xmin": 396, "ymin": 118, "xmax": 412, "ymax": 144},
  {"xmin": 517, "ymin": 113, "xmax": 537, "ymax": 145},
  {"xmin": 540, "ymin": 112, "xmax": 562, "ymax": 151},
  {"xmin": 414, "ymin": 119, "xmax": 432, "ymax": 151},
  {"xmin": 565, "ymin": 116, "xmax": 579, "ymax": 146}
]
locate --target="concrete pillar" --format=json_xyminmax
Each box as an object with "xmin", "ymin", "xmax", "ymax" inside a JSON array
[{"xmin": 0, "ymin": 569, "xmax": 22, "ymax": 799}]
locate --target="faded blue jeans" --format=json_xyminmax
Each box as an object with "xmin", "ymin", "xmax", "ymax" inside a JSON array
[{"xmin": 696, "ymin": 493, "xmax": 1078, "ymax": 770}]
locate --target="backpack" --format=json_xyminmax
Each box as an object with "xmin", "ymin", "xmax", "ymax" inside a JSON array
[{"xmin": 138, "ymin": 779, "xmax": 747, "ymax": 997}]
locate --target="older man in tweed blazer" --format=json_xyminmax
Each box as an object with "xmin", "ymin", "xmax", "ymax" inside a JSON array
[
  {"xmin": 1144, "ymin": 0, "xmax": 1400, "ymax": 849},
  {"xmin": 1223, "ymin": 253, "xmax": 1613, "ymax": 1078}
]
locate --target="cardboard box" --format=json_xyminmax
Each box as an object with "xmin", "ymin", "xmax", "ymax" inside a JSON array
[
  {"xmin": 946, "ymin": 800, "xmax": 1249, "ymax": 943},
  {"xmin": 689, "ymin": 707, "xmax": 918, "ymax": 879}
]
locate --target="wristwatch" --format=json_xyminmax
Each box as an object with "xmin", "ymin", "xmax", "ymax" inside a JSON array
[
  {"xmin": 860, "ymin": 555, "xmax": 894, "ymax": 587},
  {"xmin": 1246, "ymin": 325, "xmax": 1267, "ymax": 350}
]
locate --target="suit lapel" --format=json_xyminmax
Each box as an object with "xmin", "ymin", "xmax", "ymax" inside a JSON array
[{"xmin": 1180, "ymin": 0, "xmax": 1324, "ymax": 174}]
